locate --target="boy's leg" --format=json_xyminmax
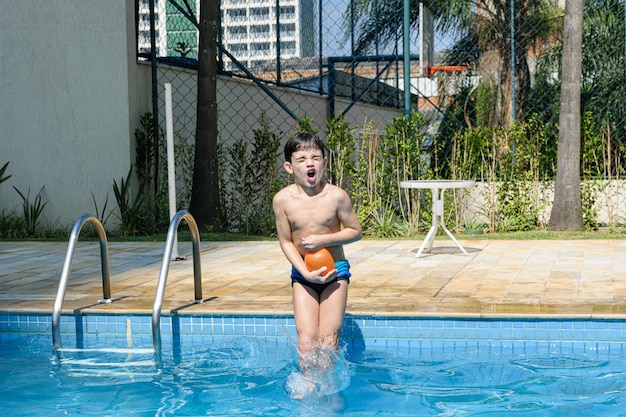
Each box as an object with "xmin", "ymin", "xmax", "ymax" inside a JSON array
[
  {"xmin": 292, "ymin": 283, "xmax": 321, "ymax": 356},
  {"xmin": 318, "ymin": 281, "xmax": 348, "ymax": 350},
  {"xmin": 289, "ymin": 285, "xmax": 320, "ymax": 398}
]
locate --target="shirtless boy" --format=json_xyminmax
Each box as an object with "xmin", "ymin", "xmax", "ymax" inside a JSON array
[{"xmin": 273, "ymin": 132, "xmax": 362, "ymax": 367}]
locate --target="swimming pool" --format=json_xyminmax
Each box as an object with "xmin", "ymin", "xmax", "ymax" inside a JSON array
[{"xmin": 2, "ymin": 313, "xmax": 626, "ymax": 416}]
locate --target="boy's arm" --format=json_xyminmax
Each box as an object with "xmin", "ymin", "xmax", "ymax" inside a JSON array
[
  {"xmin": 272, "ymin": 192, "xmax": 318, "ymax": 278},
  {"xmin": 335, "ymin": 188, "xmax": 363, "ymax": 243}
]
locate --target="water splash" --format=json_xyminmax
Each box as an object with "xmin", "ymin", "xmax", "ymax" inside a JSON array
[{"xmin": 285, "ymin": 347, "xmax": 351, "ymax": 399}]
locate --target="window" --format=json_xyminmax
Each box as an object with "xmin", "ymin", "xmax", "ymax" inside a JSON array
[
  {"xmin": 140, "ymin": 13, "xmax": 158, "ymax": 24},
  {"xmin": 278, "ymin": 23, "xmax": 296, "ymax": 37},
  {"xmin": 250, "ymin": 7, "xmax": 270, "ymax": 21},
  {"xmin": 251, "ymin": 42, "xmax": 271, "ymax": 56},
  {"xmin": 249, "ymin": 59, "xmax": 270, "ymax": 70},
  {"xmin": 227, "ymin": 26, "xmax": 248, "ymax": 39},
  {"xmin": 278, "ymin": 6, "xmax": 295, "ymax": 20},
  {"xmin": 228, "ymin": 43, "xmax": 248, "ymax": 53},
  {"xmin": 139, "ymin": 30, "xmax": 150, "ymax": 42},
  {"xmin": 227, "ymin": 8, "xmax": 247, "ymax": 22},
  {"xmin": 277, "ymin": 41, "xmax": 296, "ymax": 54},
  {"xmin": 250, "ymin": 24, "xmax": 270, "ymax": 37}
]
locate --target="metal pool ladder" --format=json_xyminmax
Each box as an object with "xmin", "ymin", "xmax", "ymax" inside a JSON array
[
  {"xmin": 152, "ymin": 210, "xmax": 204, "ymax": 353},
  {"xmin": 52, "ymin": 214, "xmax": 112, "ymax": 349}
]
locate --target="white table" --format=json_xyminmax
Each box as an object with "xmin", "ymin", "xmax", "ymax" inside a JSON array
[{"xmin": 400, "ymin": 180, "xmax": 476, "ymax": 257}]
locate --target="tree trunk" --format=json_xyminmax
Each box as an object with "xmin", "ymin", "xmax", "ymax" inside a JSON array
[
  {"xmin": 548, "ymin": 0, "xmax": 583, "ymax": 231},
  {"xmin": 189, "ymin": 0, "xmax": 222, "ymax": 231}
]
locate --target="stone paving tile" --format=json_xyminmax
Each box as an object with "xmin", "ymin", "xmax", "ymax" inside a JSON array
[{"xmin": 2, "ymin": 239, "xmax": 626, "ymax": 318}]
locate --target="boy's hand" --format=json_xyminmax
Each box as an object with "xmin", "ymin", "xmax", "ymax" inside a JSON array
[
  {"xmin": 305, "ymin": 268, "xmax": 337, "ymax": 283},
  {"xmin": 301, "ymin": 235, "xmax": 324, "ymax": 251}
]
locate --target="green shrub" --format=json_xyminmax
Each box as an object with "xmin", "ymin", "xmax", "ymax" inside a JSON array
[{"xmin": 13, "ymin": 186, "xmax": 48, "ymax": 237}]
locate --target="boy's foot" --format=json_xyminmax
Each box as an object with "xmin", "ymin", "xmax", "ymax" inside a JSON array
[{"xmin": 285, "ymin": 371, "xmax": 316, "ymax": 399}]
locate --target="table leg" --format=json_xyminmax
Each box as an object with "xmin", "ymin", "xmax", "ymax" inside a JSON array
[
  {"xmin": 439, "ymin": 188, "xmax": 468, "ymax": 255},
  {"xmin": 415, "ymin": 224, "xmax": 437, "ymax": 257},
  {"xmin": 415, "ymin": 188, "xmax": 440, "ymax": 257},
  {"xmin": 440, "ymin": 224, "xmax": 468, "ymax": 255}
]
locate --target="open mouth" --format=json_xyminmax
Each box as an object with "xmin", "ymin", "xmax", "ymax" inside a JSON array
[{"xmin": 307, "ymin": 168, "xmax": 316, "ymax": 182}]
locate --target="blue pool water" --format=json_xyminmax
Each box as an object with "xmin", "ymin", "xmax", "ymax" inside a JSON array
[{"xmin": 2, "ymin": 313, "xmax": 626, "ymax": 416}]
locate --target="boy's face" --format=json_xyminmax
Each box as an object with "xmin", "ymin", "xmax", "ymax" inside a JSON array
[{"xmin": 284, "ymin": 147, "xmax": 327, "ymax": 189}]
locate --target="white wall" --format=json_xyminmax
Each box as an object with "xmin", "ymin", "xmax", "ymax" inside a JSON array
[
  {"xmin": 0, "ymin": 0, "xmax": 146, "ymax": 227},
  {"xmin": 157, "ymin": 63, "xmax": 404, "ymax": 150},
  {"xmin": 466, "ymin": 180, "xmax": 626, "ymax": 228}
]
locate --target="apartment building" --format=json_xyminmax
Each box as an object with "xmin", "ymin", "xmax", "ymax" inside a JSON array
[
  {"xmin": 222, "ymin": 0, "xmax": 315, "ymax": 71},
  {"xmin": 137, "ymin": 0, "xmax": 316, "ymax": 71},
  {"xmin": 137, "ymin": 0, "xmax": 168, "ymax": 57}
]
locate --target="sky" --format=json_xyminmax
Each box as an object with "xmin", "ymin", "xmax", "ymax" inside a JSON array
[{"xmin": 318, "ymin": 0, "xmax": 457, "ymax": 58}]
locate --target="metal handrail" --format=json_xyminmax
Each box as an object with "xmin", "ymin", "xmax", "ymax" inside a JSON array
[
  {"xmin": 152, "ymin": 210, "xmax": 203, "ymax": 352},
  {"xmin": 52, "ymin": 214, "xmax": 112, "ymax": 349}
]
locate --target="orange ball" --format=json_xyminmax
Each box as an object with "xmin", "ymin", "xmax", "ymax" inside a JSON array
[{"xmin": 304, "ymin": 248, "xmax": 335, "ymax": 276}]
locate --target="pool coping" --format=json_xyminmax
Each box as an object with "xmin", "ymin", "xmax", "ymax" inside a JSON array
[{"xmin": 2, "ymin": 239, "xmax": 626, "ymax": 319}]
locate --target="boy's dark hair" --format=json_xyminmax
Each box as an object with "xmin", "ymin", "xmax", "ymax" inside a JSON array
[{"xmin": 284, "ymin": 132, "xmax": 326, "ymax": 162}]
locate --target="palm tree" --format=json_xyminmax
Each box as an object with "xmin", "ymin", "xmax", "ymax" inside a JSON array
[
  {"xmin": 548, "ymin": 0, "xmax": 583, "ymax": 231},
  {"xmin": 189, "ymin": 0, "xmax": 222, "ymax": 231},
  {"xmin": 346, "ymin": 0, "xmax": 562, "ymax": 126}
]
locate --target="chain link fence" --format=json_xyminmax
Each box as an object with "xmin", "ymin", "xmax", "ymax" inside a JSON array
[{"xmin": 136, "ymin": 0, "xmax": 626, "ymax": 236}]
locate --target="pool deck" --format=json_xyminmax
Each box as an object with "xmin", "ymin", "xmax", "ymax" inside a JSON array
[{"xmin": 2, "ymin": 238, "xmax": 626, "ymax": 318}]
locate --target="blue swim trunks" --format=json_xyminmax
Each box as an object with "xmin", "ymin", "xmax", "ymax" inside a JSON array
[{"xmin": 291, "ymin": 259, "xmax": 351, "ymax": 296}]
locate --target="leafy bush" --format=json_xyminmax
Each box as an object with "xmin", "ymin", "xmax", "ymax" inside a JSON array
[
  {"xmin": 12, "ymin": 186, "xmax": 48, "ymax": 237},
  {"xmin": 221, "ymin": 112, "xmax": 285, "ymax": 235},
  {"xmin": 112, "ymin": 168, "xmax": 147, "ymax": 236},
  {"xmin": 0, "ymin": 162, "xmax": 11, "ymax": 185}
]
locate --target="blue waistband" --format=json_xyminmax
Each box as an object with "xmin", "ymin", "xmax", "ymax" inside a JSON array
[{"xmin": 291, "ymin": 259, "xmax": 351, "ymax": 280}]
